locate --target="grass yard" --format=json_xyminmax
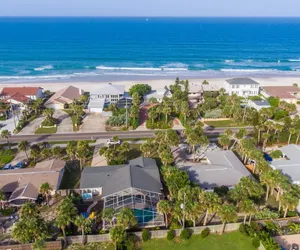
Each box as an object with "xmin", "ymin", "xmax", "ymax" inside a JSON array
[
  {"xmin": 141, "ymin": 231, "xmax": 256, "ymax": 250},
  {"xmin": 204, "ymin": 119, "xmax": 244, "ymax": 128},
  {"xmin": 0, "ymin": 148, "xmax": 17, "ymax": 167},
  {"xmin": 35, "ymin": 126, "xmax": 57, "ymax": 134}
]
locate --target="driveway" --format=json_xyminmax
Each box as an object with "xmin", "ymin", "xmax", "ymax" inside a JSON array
[
  {"xmin": 91, "ymin": 139, "xmax": 107, "ymax": 166},
  {"xmin": 53, "ymin": 110, "xmax": 73, "ymax": 133},
  {"xmin": 11, "ymin": 151, "xmax": 28, "ymax": 165},
  {"xmin": 0, "ymin": 112, "xmax": 23, "ymax": 134},
  {"xmin": 19, "ymin": 115, "xmax": 44, "ymax": 135},
  {"xmin": 79, "ymin": 113, "xmax": 107, "ymax": 132}
]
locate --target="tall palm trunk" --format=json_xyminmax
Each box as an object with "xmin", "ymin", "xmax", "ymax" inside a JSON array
[
  {"xmin": 284, "ymin": 207, "xmax": 288, "ymax": 218},
  {"xmin": 278, "ymin": 201, "xmax": 282, "ymax": 212},
  {"xmin": 265, "ymin": 186, "xmax": 270, "ymax": 201},
  {"xmin": 164, "ymin": 213, "xmax": 168, "ymax": 228},
  {"xmin": 203, "ymin": 210, "xmax": 209, "ymax": 226},
  {"xmin": 193, "ymin": 145, "xmax": 196, "ymax": 161},
  {"xmin": 221, "ymin": 222, "xmax": 226, "ymax": 234},
  {"xmin": 81, "ymin": 227, "xmax": 85, "ymax": 245},
  {"xmin": 288, "ymin": 134, "xmax": 292, "ymax": 145},
  {"xmin": 243, "ymin": 215, "xmax": 247, "ymax": 224},
  {"xmin": 248, "ymin": 214, "xmax": 253, "ymax": 224},
  {"xmin": 61, "ymin": 226, "xmax": 67, "ymax": 247},
  {"xmin": 297, "ymin": 135, "xmax": 300, "ymax": 144}
]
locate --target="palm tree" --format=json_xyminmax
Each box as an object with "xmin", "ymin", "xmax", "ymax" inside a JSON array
[
  {"xmin": 110, "ymin": 225, "xmax": 126, "ymax": 250},
  {"xmin": 219, "ymin": 134, "xmax": 231, "ymax": 150},
  {"xmin": 280, "ymin": 192, "xmax": 299, "ymax": 218},
  {"xmin": 238, "ymin": 199, "xmax": 256, "ymax": 224},
  {"xmin": 56, "ymin": 197, "xmax": 78, "ymax": 247},
  {"xmin": 218, "ymin": 204, "xmax": 238, "ymax": 234},
  {"xmin": 159, "ymin": 148, "xmax": 174, "ymax": 166},
  {"xmin": 264, "ymin": 120, "xmax": 274, "ymax": 134},
  {"xmin": 76, "ymin": 140, "xmax": 90, "ymax": 170},
  {"xmin": 31, "ymin": 98, "xmax": 43, "ymax": 115},
  {"xmin": 157, "ymin": 200, "xmax": 171, "ymax": 227},
  {"xmin": 140, "ymin": 140, "xmax": 157, "ymax": 157},
  {"xmin": 18, "ymin": 140, "xmax": 30, "ymax": 160},
  {"xmin": 261, "ymin": 170, "xmax": 280, "ymax": 201},
  {"xmin": 102, "ymin": 208, "xmax": 116, "ymax": 229},
  {"xmin": 39, "ymin": 182, "xmax": 52, "ymax": 205},
  {"xmin": 162, "ymin": 105, "xmax": 172, "ymax": 124},
  {"xmin": 261, "ymin": 133, "xmax": 270, "ymax": 150},
  {"xmin": 30, "ymin": 145, "xmax": 41, "ymax": 164},
  {"xmin": 74, "ymin": 215, "xmax": 91, "ymax": 245},
  {"xmin": 66, "ymin": 141, "xmax": 77, "ymax": 160},
  {"xmin": 52, "ymin": 146, "xmax": 63, "ymax": 158},
  {"xmin": 274, "ymin": 124, "xmax": 284, "ymax": 143},
  {"xmin": 1, "ymin": 129, "xmax": 11, "ymax": 148},
  {"xmin": 230, "ymin": 128, "xmax": 247, "ymax": 150},
  {"xmin": 202, "ymin": 192, "xmax": 221, "ymax": 226},
  {"xmin": 0, "ymin": 190, "xmax": 7, "ymax": 209},
  {"xmin": 116, "ymin": 208, "xmax": 137, "ymax": 229},
  {"xmin": 181, "ymin": 101, "xmax": 189, "ymax": 123},
  {"xmin": 187, "ymin": 202, "xmax": 204, "ymax": 228},
  {"xmin": 296, "ymin": 130, "xmax": 300, "ymax": 144},
  {"xmin": 43, "ymin": 108, "xmax": 54, "ymax": 119},
  {"xmin": 186, "ymin": 131, "xmax": 201, "ymax": 161},
  {"xmin": 19, "ymin": 202, "xmax": 38, "ymax": 219},
  {"xmin": 148, "ymin": 108, "xmax": 157, "ymax": 124},
  {"xmin": 41, "ymin": 148, "xmax": 52, "ymax": 160},
  {"xmin": 288, "ymin": 128, "xmax": 296, "ymax": 145}
]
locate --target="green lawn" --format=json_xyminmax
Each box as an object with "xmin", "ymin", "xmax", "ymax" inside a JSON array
[
  {"xmin": 204, "ymin": 120, "xmax": 244, "ymax": 128},
  {"xmin": 141, "ymin": 231, "xmax": 255, "ymax": 250},
  {"xmin": 35, "ymin": 126, "xmax": 57, "ymax": 134}
]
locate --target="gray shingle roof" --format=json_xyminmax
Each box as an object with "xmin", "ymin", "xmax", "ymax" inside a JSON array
[
  {"xmin": 226, "ymin": 77, "xmax": 259, "ymax": 85},
  {"xmin": 80, "ymin": 157, "xmax": 163, "ymax": 197},
  {"xmin": 251, "ymin": 100, "xmax": 270, "ymax": 106},
  {"xmin": 270, "ymin": 144, "xmax": 300, "ymax": 183},
  {"xmin": 183, "ymin": 151, "xmax": 251, "ymax": 190}
]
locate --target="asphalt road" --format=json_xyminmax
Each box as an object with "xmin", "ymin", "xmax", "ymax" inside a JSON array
[{"xmin": 0, "ymin": 127, "xmax": 252, "ymax": 144}]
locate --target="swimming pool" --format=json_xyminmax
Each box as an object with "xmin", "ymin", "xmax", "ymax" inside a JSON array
[
  {"xmin": 82, "ymin": 193, "xmax": 92, "ymax": 200},
  {"xmin": 133, "ymin": 208, "xmax": 155, "ymax": 224}
]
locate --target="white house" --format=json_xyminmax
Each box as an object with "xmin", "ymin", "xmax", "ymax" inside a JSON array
[
  {"xmin": 143, "ymin": 86, "xmax": 172, "ymax": 103},
  {"xmin": 224, "ymin": 77, "xmax": 260, "ymax": 97},
  {"xmin": 88, "ymin": 83, "xmax": 125, "ymax": 113}
]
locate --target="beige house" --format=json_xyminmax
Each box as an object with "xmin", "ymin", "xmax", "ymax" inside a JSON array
[
  {"xmin": 261, "ymin": 86, "xmax": 300, "ymax": 104},
  {"xmin": 45, "ymin": 85, "xmax": 84, "ymax": 109},
  {"xmin": 0, "ymin": 159, "xmax": 65, "ymax": 206}
]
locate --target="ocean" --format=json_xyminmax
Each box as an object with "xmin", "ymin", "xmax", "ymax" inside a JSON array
[{"xmin": 1, "ymin": 17, "xmax": 300, "ymax": 83}]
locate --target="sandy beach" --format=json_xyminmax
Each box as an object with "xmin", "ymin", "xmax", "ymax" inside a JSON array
[{"xmin": 0, "ymin": 76, "xmax": 300, "ymax": 92}]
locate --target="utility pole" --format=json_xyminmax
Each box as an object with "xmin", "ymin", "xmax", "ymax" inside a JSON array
[
  {"xmin": 125, "ymin": 98, "xmax": 128, "ymax": 128},
  {"xmin": 9, "ymin": 97, "xmax": 16, "ymax": 129}
]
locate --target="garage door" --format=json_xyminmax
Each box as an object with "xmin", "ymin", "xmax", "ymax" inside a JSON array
[
  {"xmin": 46, "ymin": 103, "xmax": 63, "ymax": 110},
  {"xmin": 89, "ymin": 108, "xmax": 103, "ymax": 113}
]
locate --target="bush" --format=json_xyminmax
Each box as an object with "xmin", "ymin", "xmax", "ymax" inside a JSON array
[
  {"xmin": 239, "ymin": 224, "xmax": 250, "ymax": 237},
  {"xmin": 142, "ymin": 229, "xmax": 151, "ymax": 242},
  {"xmin": 252, "ymin": 236, "xmax": 260, "ymax": 248},
  {"xmin": 180, "ymin": 229, "xmax": 192, "ymax": 240},
  {"xmin": 0, "ymin": 207, "xmax": 15, "ymax": 216},
  {"xmin": 200, "ymin": 228, "xmax": 210, "ymax": 238},
  {"xmin": 270, "ymin": 150, "xmax": 282, "ymax": 159},
  {"xmin": 167, "ymin": 230, "xmax": 176, "ymax": 241}
]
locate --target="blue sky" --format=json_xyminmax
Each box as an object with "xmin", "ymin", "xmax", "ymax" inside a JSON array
[{"xmin": 1, "ymin": 0, "xmax": 300, "ymax": 17}]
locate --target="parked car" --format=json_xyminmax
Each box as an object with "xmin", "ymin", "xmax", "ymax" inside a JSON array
[
  {"xmin": 106, "ymin": 139, "xmax": 121, "ymax": 146},
  {"xmin": 3, "ymin": 164, "xmax": 13, "ymax": 170},
  {"xmin": 14, "ymin": 161, "xmax": 25, "ymax": 169}
]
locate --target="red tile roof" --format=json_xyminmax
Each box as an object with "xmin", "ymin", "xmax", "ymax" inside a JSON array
[
  {"xmin": 1, "ymin": 86, "xmax": 41, "ymax": 97},
  {"xmin": 262, "ymin": 86, "xmax": 300, "ymax": 99}
]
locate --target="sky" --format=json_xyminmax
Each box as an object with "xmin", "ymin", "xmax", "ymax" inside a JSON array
[{"xmin": 1, "ymin": 0, "xmax": 300, "ymax": 17}]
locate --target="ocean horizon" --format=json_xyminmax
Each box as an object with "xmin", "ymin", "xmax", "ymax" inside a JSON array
[{"xmin": 1, "ymin": 17, "xmax": 300, "ymax": 83}]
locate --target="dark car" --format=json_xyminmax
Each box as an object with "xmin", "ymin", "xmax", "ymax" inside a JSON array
[
  {"xmin": 3, "ymin": 164, "xmax": 13, "ymax": 170},
  {"xmin": 14, "ymin": 161, "xmax": 25, "ymax": 169}
]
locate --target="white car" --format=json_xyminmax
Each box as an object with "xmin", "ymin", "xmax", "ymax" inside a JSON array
[{"xmin": 106, "ymin": 139, "xmax": 121, "ymax": 146}]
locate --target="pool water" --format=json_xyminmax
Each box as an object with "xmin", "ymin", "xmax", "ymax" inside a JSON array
[{"xmin": 133, "ymin": 208, "xmax": 155, "ymax": 224}]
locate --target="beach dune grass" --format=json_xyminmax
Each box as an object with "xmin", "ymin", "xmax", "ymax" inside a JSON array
[
  {"xmin": 140, "ymin": 231, "xmax": 256, "ymax": 250},
  {"xmin": 35, "ymin": 126, "xmax": 57, "ymax": 134}
]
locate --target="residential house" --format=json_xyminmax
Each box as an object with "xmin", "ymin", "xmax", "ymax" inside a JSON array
[
  {"xmin": 247, "ymin": 99, "xmax": 271, "ymax": 111},
  {"xmin": 0, "ymin": 87, "xmax": 43, "ymax": 109},
  {"xmin": 88, "ymin": 83, "xmax": 125, "ymax": 113},
  {"xmin": 44, "ymin": 85, "xmax": 84, "ymax": 109},
  {"xmin": 0, "ymin": 159, "xmax": 65, "ymax": 206},
  {"xmin": 224, "ymin": 77, "xmax": 260, "ymax": 97},
  {"xmin": 182, "ymin": 150, "xmax": 251, "ymax": 191},
  {"xmin": 143, "ymin": 86, "xmax": 172, "ymax": 103},
  {"xmin": 80, "ymin": 157, "xmax": 164, "ymax": 227},
  {"xmin": 261, "ymin": 86, "xmax": 300, "ymax": 104},
  {"xmin": 269, "ymin": 144, "xmax": 300, "ymax": 185}
]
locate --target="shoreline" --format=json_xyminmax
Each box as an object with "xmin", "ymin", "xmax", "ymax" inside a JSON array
[{"xmin": 0, "ymin": 76, "xmax": 299, "ymax": 92}]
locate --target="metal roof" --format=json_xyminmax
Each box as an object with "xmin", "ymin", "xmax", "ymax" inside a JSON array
[
  {"xmin": 226, "ymin": 77, "xmax": 260, "ymax": 85},
  {"xmin": 91, "ymin": 83, "xmax": 125, "ymax": 95},
  {"xmin": 270, "ymin": 144, "xmax": 300, "ymax": 183},
  {"xmin": 80, "ymin": 157, "xmax": 163, "ymax": 197},
  {"xmin": 183, "ymin": 151, "xmax": 251, "ymax": 190},
  {"xmin": 250, "ymin": 100, "xmax": 270, "ymax": 107}
]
